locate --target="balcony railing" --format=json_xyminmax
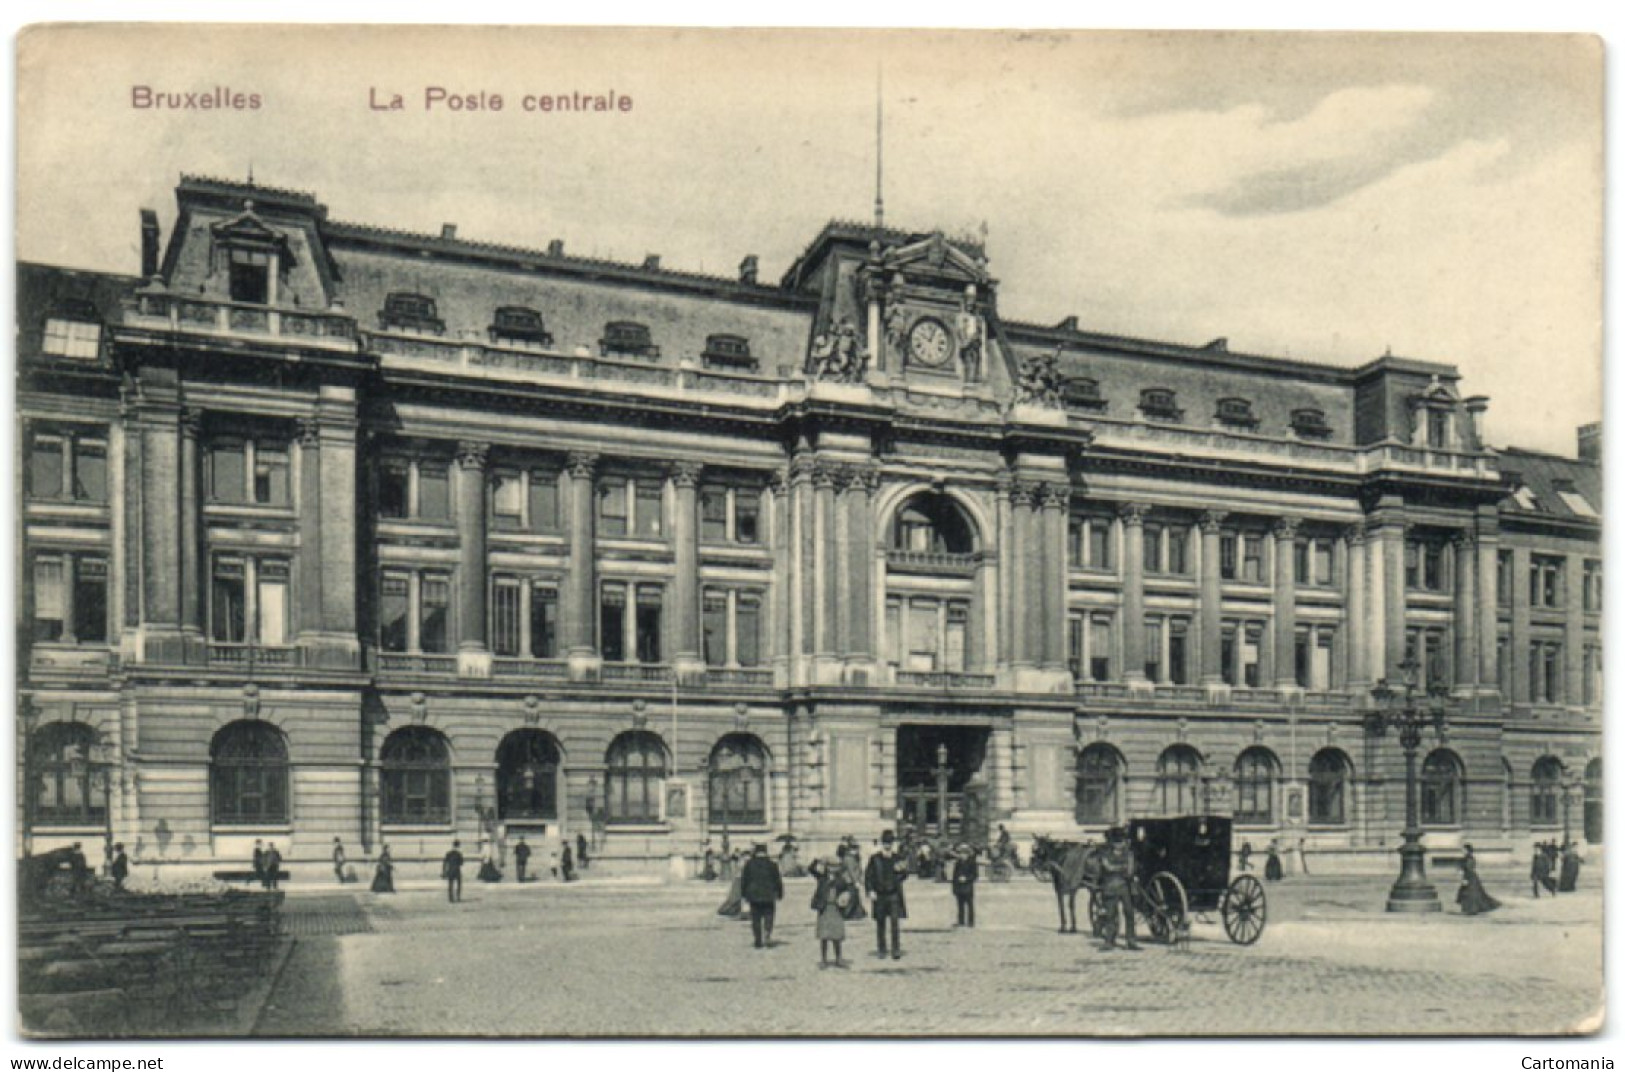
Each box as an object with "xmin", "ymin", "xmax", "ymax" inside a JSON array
[
  {"xmin": 376, "ymin": 652, "xmax": 458, "ymax": 675},
  {"xmin": 1075, "ymin": 681, "xmax": 1130, "ymax": 700},
  {"xmin": 125, "ymin": 293, "xmax": 357, "ymax": 348},
  {"xmin": 885, "ymin": 550, "xmax": 980, "ymax": 576},
  {"xmin": 601, "ymin": 663, "xmax": 674, "ymax": 683},
  {"xmin": 207, "ymin": 643, "xmax": 303, "ymax": 668},
  {"xmin": 895, "ymin": 670, "xmax": 997, "ymax": 690},
  {"xmin": 705, "ymin": 667, "xmax": 775, "ymax": 687},
  {"xmin": 491, "ymin": 657, "xmax": 569, "ymax": 681},
  {"xmin": 1155, "ymin": 685, "xmax": 1208, "ymax": 703}
]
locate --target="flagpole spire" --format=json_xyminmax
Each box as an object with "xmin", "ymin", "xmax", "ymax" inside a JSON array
[{"xmin": 873, "ymin": 62, "xmax": 885, "ymax": 233}]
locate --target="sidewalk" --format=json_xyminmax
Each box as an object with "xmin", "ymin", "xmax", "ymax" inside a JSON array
[{"xmin": 280, "ymin": 872, "xmax": 666, "ymax": 896}]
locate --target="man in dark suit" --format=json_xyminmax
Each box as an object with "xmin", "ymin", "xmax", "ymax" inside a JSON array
[
  {"xmin": 252, "ymin": 839, "xmax": 266, "ymax": 886},
  {"xmin": 864, "ymin": 830, "xmax": 909, "ymax": 959},
  {"xmin": 264, "ymin": 843, "xmax": 283, "ymax": 891},
  {"xmin": 951, "ymin": 844, "xmax": 978, "ymax": 927},
  {"xmin": 577, "ymin": 832, "xmax": 590, "ymax": 871},
  {"xmin": 739, "ymin": 843, "xmax": 784, "ymax": 949},
  {"xmin": 1100, "ymin": 827, "xmax": 1139, "ymax": 950},
  {"xmin": 443, "ymin": 840, "xmax": 465, "ymax": 903},
  {"xmin": 513, "ymin": 837, "xmax": 531, "ymax": 883},
  {"xmin": 110, "ymin": 843, "xmax": 129, "ymax": 893}
]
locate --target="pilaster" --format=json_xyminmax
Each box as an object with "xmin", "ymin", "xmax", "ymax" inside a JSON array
[
  {"xmin": 1199, "ymin": 510, "xmax": 1226, "ymax": 687},
  {"xmin": 1119, "ymin": 502, "xmax": 1150, "ymax": 690},
  {"xmin": 1272, "ymin": 516, "xmax": 1301, "ymax": 691},
  {"xmin": 455, "ymin": 440, "xmax": 491, "ymax": 677}
]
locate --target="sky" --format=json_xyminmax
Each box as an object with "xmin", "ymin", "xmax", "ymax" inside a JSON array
[{"xmin": 14, "ymin": 26, "xmax": 1604, "ymax": 456}]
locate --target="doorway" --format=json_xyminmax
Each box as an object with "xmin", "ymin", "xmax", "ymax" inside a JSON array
[{"xmin": 895, "ymin": 724, "xmax": 989, "ymax": 838}]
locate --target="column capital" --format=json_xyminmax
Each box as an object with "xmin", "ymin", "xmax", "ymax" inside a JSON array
[
  {"xmin": 672, "ymin": 461, "xmax": 704, "ymax": 489},
  {"xmin": 790, "ymin": 453, "xmax": 819, "ymax": 485},
  {"xmin": 296, "ymin": 416, "xmax": 322, "ymax": 449},
  {"xmin": 993, "ymin": 467, "xmax": 1015, "ymax": 493},
  {"xmin": 565, "ymin": 450, "xmax": 599, "ymax": 479},
  {"xmin": 812, "ymin": 460, "xmax": 842, "ymax": 489},
  {"xmin": 1198, "ymin": 509, "xmax": 1229, "ymax": 535},
  {"xmin": 769, "ymin": 467, "xmax": 791, "ymax": 497},
  {"xmin": 178, "ymin": 406, "xmax": 202, "ymax": 439},
  {"xmin": 1271, "ymin": 516, "xmax": 1302, "ymax": 541},
  {"xmin": 1343, "ymin": 520, "xmax": 1366, "ymax": 545},
  {"xmin": 1038, "ymin": 482, "xmax": 1071, "ymax": 512},
  {"xmin": 1010, "ymin": 481, "xmax": 1038, "ymax": 508},
  {"xmin": 1117, "ymin": 501, "xmax": 1151, "ymax": 526},
  {"xmin": 1451, "ymin": 529, "xmax": 1477, "ymax": 551},
  {"xmin": 456, "ymin": 440, "xmax": 490, "ymax": 471}
]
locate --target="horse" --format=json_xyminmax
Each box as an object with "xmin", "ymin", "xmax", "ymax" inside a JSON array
[{"xmin": 1029, "ymin": 835, "xmax": 1106, "ymax": 934}]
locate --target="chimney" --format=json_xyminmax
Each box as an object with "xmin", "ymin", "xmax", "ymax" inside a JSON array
[
  {"xmin": 140, "ymin": 209, "xmax": 160, "ymax": 279},
  {"xmin": 1578, "ymin": 422, "xmax": 1601, "ymax": 464},
  {"xmin": 440, "ymin": 223, "xmax": 458, "ymax": 240},
  {"xmin": 547, "ymin": 239, "xmax": 565, "ymax": 257},
  {"xmin": 642, "ymin": 254, "xmax": 661, "ymax": 270},
  {"xmin": 738, "ymin": 255, "xmax": 759, "ymax": 285},
  {"xmin": 1055, "ymin": 315, "xmax": 1078, "ymax": 333}
]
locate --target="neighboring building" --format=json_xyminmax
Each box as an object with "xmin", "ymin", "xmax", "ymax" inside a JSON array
[{"xmin": 15, "ymin": 175, "xmax": 1602, "ymax": 878}]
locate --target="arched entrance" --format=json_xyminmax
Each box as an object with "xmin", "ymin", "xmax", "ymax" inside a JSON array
[
  {"xmin": 496, "ymin": 730, "xmax": 562, "ymax": 823},
  {"xmin": 895, "ymin": 724, "xmax": 988, "ymax": 837}
]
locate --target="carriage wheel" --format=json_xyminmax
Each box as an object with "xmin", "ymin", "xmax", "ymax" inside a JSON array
[
  {"xmin": 1088, "ymin": 888, "xmax": 1110, "ymax": 938},
  {"xmin": 1222, "ymin": 874, "xmax": 1267, "ymax": 945},
  {"xmin": 1144, "ymin": 871, "xmax": 1189, "ymax": 946}
]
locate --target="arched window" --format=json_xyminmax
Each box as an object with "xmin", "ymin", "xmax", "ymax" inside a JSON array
[
  {"xmin": 891, "ymin": 493, "xmax": 975, "ymax": 555},
  {"xmin": 1421, "ymin": 749, "xmax": 1464, "ymax": 827},
  {"xmin": 1075, "ymin": 744, "xmax": 1124, "ymax": 825},
  {"xmin": 1530, "ymin": 756, "xmax": 1563, "ymax": 828},
  {"xmin": 1584, "ymin": 758, "xmax": 1602, "ymax": 844},
  {"xmin": 210, "ymin": 721, "xmax": 289, "ymax": 825},
  {"xmin": 1233, "ymin": 747, "xmax": 1279, "ymax": 824},
  {"xmin": 606, "ymin": 731, "xmax": 667, "ymax": 825},
  {"xmin": 28, "ymin": 722, "xmax": 108, "ymax": 826},
  {"xmin": 1309, "ymin": 748, "xmax": 1352, "ymax": 826},
  {"xmin": 380, "ymin": 727, "xmax": 452, "ymax": 825},
  {"xmin": 708, "ymin": 734, "xmax": 768, "ymax": 826},
  {"xmin": 496, "ymin": 729, "xmax": 563, "ymax": 821},
  {"xmin": 1156, "ymin": 745, "xmax": 1202, "ymax": 817}
]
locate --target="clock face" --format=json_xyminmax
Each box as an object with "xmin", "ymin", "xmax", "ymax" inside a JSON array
[{"xmin": 908, "ymin": 318, "xmax": 953, "ymax": 368}]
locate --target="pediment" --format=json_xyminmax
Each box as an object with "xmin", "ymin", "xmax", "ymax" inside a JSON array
[
  {"xmin": 210, "ymin": 202, "xmax": 287, "ymax": 250},
  {"xmin": 883, "ymin": 231, "xmax": 989, "ymax": 286}
]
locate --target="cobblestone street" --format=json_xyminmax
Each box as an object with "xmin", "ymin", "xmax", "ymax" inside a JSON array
[{"xmin": 255, "ymin": 867, "xmax": 1602, "ymax": 1037}]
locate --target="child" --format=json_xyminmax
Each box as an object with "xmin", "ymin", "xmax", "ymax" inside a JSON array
[{"xmin": 810, "ymin": 850, "xmax": 854, "ymax": 969}]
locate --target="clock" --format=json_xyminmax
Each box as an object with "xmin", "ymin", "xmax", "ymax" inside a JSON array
[{"xmin": 907, "ymin": 317, "xmax": 953, "ymax": 368}]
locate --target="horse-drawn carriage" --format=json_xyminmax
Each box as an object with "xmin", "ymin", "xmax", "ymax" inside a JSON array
[{"xmin": 1032, "ymin": 815, "xmax": 1267, "ymax": 946}]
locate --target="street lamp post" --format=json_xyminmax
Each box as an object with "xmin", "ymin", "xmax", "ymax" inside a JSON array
[
  {"xmin": 1366, "ymin": 657, "xmax": 1450, "ymax": 914},
  {"xmin": 932, "ymin": 743, "xmax": 952, "ymax": 838}
]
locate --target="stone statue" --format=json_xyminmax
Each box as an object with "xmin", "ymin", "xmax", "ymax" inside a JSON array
[
  {"xmin": 808, "ymin": 317, "xmax": 868, "ymax": 383},
  {"xmin": 1014, "ymin": 345, "xmax": 1066, "ymax": 408},
  {"xmin": 956, "ymin": 285, "xmax": 984, "ymax": 382}
]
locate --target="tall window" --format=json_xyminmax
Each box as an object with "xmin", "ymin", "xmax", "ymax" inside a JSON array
[
  {"xmin": 1421, "ymin": 749, "xmax": 1463, "ymax": 826},
  {"xmin": 1143, "ymin": 616, "xmax": 1190, "ymax": 684},
  {"xmin": 1530, "ymin": 757, "xmax": 1563, "ymax": 828},
  {"xmin": 1497, "ymin": 550, "xmax": 1514, "ymax": 606},
  {"xmin": 380, "ymin": 727, "xmax": 452, "ymax": 825},
  {"xmin": 601, "ymin": 582, "xmax": 665, "ymax": 663},
  {"xmin": 210, "ymin": 721, "xmax": 289, "ymax": 825},
  {"xmin": 31, "ymin": 554, "xmax": 108, "ymax": 645},
  {"xmin": 708, "ymin": 734, "xmax": 768, "ymax": 826},
  {"xmin": 598, "ymin": 476, "xmax": 665, "ymax": 538},
  {"xmin": 700, "ymin": 484, "xmax": 761, "ymax": 545},
  {"xmin": 1155, "ymin": 745, "xmax": 1202, "ymax": 816},
  {"xmin": 27, "ymin": 722, "xmax": 107, "ymax": 826},
  {"xmin": 1143, "ymin": 523, "xmax": 1193, "ymax": 576},
  {"xmin": 211, "ymin": 556, "xmax": 290, "ymax": 646},
  {"xmin": 27, "ymin": 428, "xmax": 107, "ymax": 502},
  {"xmin": 496, "ymin": 730, "xmax": 562, "ymax": 822},
  {"xmin": 420, "ymin": 575, "xmax": 450, "ymax": 653},
  {"xmin": 1294, "ymin": 536, "xmax": 1335, "ymax": 587},
  {"xmin": 1309, "ymin": 749, "xmax": 1350, "ymax": 825},
  {"xmin": 492, "ymin": 577, "xmax": 523, "ymax": 656},
  {"xmin": 1583, "ymin": 560, "xmax": 1602, "ymax": 613},
  {"xmin": 1075, "ymin": 744, "xmax": 1123, "ymax": 825},
  {"xmin": 1219, "ymin": 531, "xmax": 1267, "ymax": 583},
  {"xmin": 702, "ymin": 589, "xmax": 765, "ymax": 668},
  {"xmin": 1530, "ymin": 556, "xmax": 1565, "ymax": 609},
  {"xmin": 605, "ymin": 731, "xmax": 667, "ymax": 824},
  {"xmin": 1233, "ymin": 748, "xmax": 1278, "ymax": 824},
  {"xmin": 601, "ymin": 583, "xmax": 627, "ymax": 662},
  {"xmin": 1528, "ymin": 639, "xmax": 1564, "ymax": 704},
  {"xmin": 1405, "ymin": 538, "xmax": 1450, "ymax": 592},
  {"xmin": 42, "ymin": 316, "xmax": 103, "ymax": 359},
  {"xmin": 891, "ymin": 596, "xmax": 972, "ymax": 672},
  {"xmin": 487, "ymin": 577, "xmax": 561, "ymax": 659},
  {"xmin": 1223, "ymin": 619, "xmax": 1266, "ymax": 687},
  {"xmin": 1295, "ymin": 626, "xmax": 1336, "ymax": 690},
  {"xmin": 1068, "ymin": 515, "xmax": 1113, "ymax": 570},
  {"xmin": 228, "ymin": 249, "xmax": 271, "ymax": 304},
  {"xmin": 208, "ymin": 435, "xmax": 290, "ymax": 507}
]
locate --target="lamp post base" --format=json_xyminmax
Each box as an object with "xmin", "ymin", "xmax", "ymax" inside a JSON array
[{"xmin": 1385, "ymin": 839, "xmax": 1442, "ymax": 913}]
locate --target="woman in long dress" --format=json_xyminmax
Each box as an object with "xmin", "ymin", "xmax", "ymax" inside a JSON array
[
  {"xmin": 809, "ymin": 855, "xmax": 852, "ymax": 968},
  {"xmin": 1264, "ymin": 841, "xmax": 1284, "ymax": 882},
  {"xmin": 1456, "ymin": 845, "xmax": 1501, "ymax": 915},
  {"xmin": 371, "ymin": 846, "xmax": 396, "ymax": 893}
]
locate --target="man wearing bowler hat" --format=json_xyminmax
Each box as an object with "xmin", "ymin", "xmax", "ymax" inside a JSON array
[
  {"xmin": 739, "ymin": 842, "xmax": 784, "ymax": 949},
  {"xmin": 864, "ymin": 829, "xmax": 910, "ymax": 959}
]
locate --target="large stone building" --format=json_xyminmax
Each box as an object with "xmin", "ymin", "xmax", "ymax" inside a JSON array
[{"xmin": 15, "ymin": 175, "xmax": 1602, "ymax": 879}]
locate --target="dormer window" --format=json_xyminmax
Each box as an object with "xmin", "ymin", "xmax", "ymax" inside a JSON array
[
  {"xmin": 601, "ymin": 320, "xmax": 659, "ymax": 361},
  {"xmin": 380, "ymin": 292, "xmax": 445, "ymax": 335},
  {"xmin": 1064, "ymin": 377, "xmax": 1108, "ymax": 412},
  {"xmin": 1215, "ymin": 397, "xmax": 1259, "ymax": 430},
  {"xmin": 1291, "ymin": 408, "xmax": 1333, "ymax": 440},
  {"xmin": 229, "ymin": 249, "xmax": 271, "ymax": 304},
  {"xmin": 702, "ymin": 333, "xmax": 756, "ymax": 372},
  {"xmin": 41, "ymin": 299, "xmax": 103, "ymax": 359},
  {"xmin": 1553, "ymin": 479, "xmax": 1599, "ymax": 519},
  {"xmin": 489, "ymin": 306, "xmax": 554, "ymax": 348},
  {"xmin": 1139, "ymin": 388, "xmax": 1182, "ymax": 422}
]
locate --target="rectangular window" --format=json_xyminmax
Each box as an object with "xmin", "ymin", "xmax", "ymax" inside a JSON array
[
  {"xmin": 1168, "ymin": 619, "xmax": 1189, "ymax": 685},
  {"xmin": 1221, "ymin": 623, "xmax": 1238, "ymax": 686},
  {"xmin": 702, "ymin": 590, "xmax": 728, "ymax": 666},
  {"xmin": 1068, "ymin": 616, "xmax": 1085, "ymax": 678},
  {"xmin": 1314, "ymin": 541, "xmax": 1333, "ymax": 586},
  {"xmin": 29, "ymin": 433, "xmax": 64, "ymax": 499},
  {"xmin": 1427, "ymin": 409, "xmax": 1450, "ymax": 449},
  {"xmin": 419, "ymin": 575, "xmax": 450, "ymax": 653},
  {"xmin": 492, "ymin": 472, "xmax": 523, "ymax": 528},
  {"xmin": 1543, "ymin": 644, "xmax": 1562, "ymax": 704},
  {"xmin": 1584, "ymin": 561, "xmax": 1602, "ymax": 613},
  {"xmin": 1242, "ymin": 625, "xmax": 1263, "ymax": 688},
  {"xmin": 380, "ymin": 573, "xmax": 409, "ymax": 652},
  {"xmin": 1497, "ymin": 550, "xmax": 1513, "ymax": 606},
  {"xmin": 379, "ymin": 464, "xmax": 409, "ymax": 520},
  {"xmin": 1530, "ymin": 556, "xmax": 1564, "ymax": 609},
  {"xmin": 229, "ymin": 249, "xmax": 271, "ymax": 304},
  {"xmin": 418, "ymin": 464, "xmax": 451, "ymax": 521},
  {"xmin": 1220, "ymin": 534, "xmax": 1238, "ymax": 580},
  {"xmin": 1584, "ymin": 645, "xmax": 1600, "ymax": 705},
  {"xmin": 492, "ymin": 577, "xmax": 522, "ymax": 656},
  {"xmin": 736, "ymin": 594, "xmax": 762, "ymax": 667},
  {"xmin": 33, "ymin": 556, "xmax": 65, "ymax": 642},
  {"xmin": 73, "ymin": 440, "xmax": 107, "ymax": 502},
  {"xmin": 635, "ymin": 585, "xmax": 664, "ymax": 663},
  {"xmin": 734, "ymin": 491, "xmax": 760, "ymax": 545},
  {"xmin": 1313, "ymin": 630, "xmax": 1333, "ymax": 691},
  {"xmin": 700, "ymin": 486, "xmax": 728, "ymax": 542},
  {"xmin": 253, "ymin": 444, "xmax": 290, "ymax": 507},
  {"xmin": 1144, "ymin": 620, "xmax": 1163, "ymax": 683},
  {"xmin": 634, "ymin": 481, "xmax": 664, "ymax": 538},
  {"xmin": 529, "ymin": 586, "xmax": 558, "ymax": 659},
  {"xmin": 598, "ymin": 482, "xmax": 628, "ymax": 537},
  {"xmin": 1068, "ymin": 520, "xmax": 1085, "ymax": 568},
  {"xmin": 1423, "ymin": 543, "xmax": 1445, "ymax": 592},
  {"xmin": 945, "ymin": 602, "xmax": 968, "ymax": 673},
  {"xmin": 1167, "ymin": 527, "xmax": 1190, "ymax": 575},
  {"xmin": 600, "ymin": 583, "xmax": 627, "ymax": 662},
  {"xmin": 42, "ymin": 318, "xmax": 102, "ymax": 358},
  {"xmin": 256, "ymin": 560, "xmax": 289, "ymax": 645},
  {"xmin": 210, "ymin": 440, "xmax": 247, "ymax": 503},
  {"xmin": 885, "ymin": 598, "xmax": 903, "ymax": 666},
  {"xmin": 528, "ymin": 471, "xmax": 560, "ymax": 532},
  {"xmin": 1295, "ymin": 629, "xmax": 1311, "ymax": 689},
  {"xmin": 1242, "ymin": 536, "xmax": 1265, "ymax": 583},
  {"xmin": 1089, "ymin": 521, "xmax": 1111, "ymax": 571},
  {"xmin": 1294, "ymin": 541, "xmax": 1311, "ymax": 586},
  {"xmin": 908, "ymin": 600, "xmax": 939, "ymax": 672},
  {"xmin": 1143, "ymin": 526, "xmax": 1162, "ymax": 574},
  {"xmin": 211, "ymin": 558, "xmax": 247, "ymax": 643},
  {"xmin": 1497, "ymin": 635, "xmax": 1511, "ymax": 697},
  {"xmin": 1089, "ymin": 617, "xmax": 1112, "ymax": 682},
  {"xmin": 74, "ymin": 557, "xmax": 108, "ymax": 643}
]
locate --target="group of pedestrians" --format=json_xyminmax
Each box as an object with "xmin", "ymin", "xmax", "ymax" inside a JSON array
[
  {"xmin": 250, "ymin": 839, "xmax": 283, "ymax": 890},
  {"xmin": 1531, "ymin": 839, "xmax": 1584, "ymax": 897}
]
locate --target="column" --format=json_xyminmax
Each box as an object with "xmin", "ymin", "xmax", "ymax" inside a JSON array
[
  {"xmin": 814, "ymin": 461, "xmax": 839, "ymax": 659},
  {"xmin": 672, "ymin": 462, "xmax": 703, "ymax": 671},
  {"xmin": 1453, "ymin": 532, "xmax": 1477, "ymax": 691},
  {"xmin": 1199, "ymin": 511, "xmax": 1227, "ymax": 685},
  {"xmin": 455, "ymin": 441, "xmax": 490, "ymax": 675},
  {"xmin": 1382, "ymin": 521, "xmax": 1407, "ymax": 681},
  {"xmin": 1565, "ymin": 551, "xmax": 1586, "ymax": 707},
  {"xmin": 1509, "ymin": 546, "xmax": 1531, "ymax": 704},
  {"xmin": 296, "ymin": 417, "xmax": 324, "ymax": 642},
  {"xmin": 1475, "ymin": 513, "xmax": 1500, "ymax": 694},
  {"xmin": 119, "ymin": 389, "xmax": 142, "ymax": 636},
  {"xmin": 1010, "ymin": 483, "xmax": 1037, "ymax": 668},
  {"xmin": 846, "ymin": 465, "xmax": 877, "ymax": 661},
  {"xmin": 995, "ymin": 470, "xmax": 1014, "ymax": 667},
  {"xmin": 1040, "ymin": 483, "xmax": 1070, "ymax": 669},
  {"xmin": 1345, "ymin": 523, "xmax": 1368, "ymax": 690},
  {"xmin": 564, "ymin": 451, "xmax": 599, "ymax": 663},
  {"xmin": 177, "ymin": 408, "xmax": 202, "ymax": 649},
  {"xmin": 1273, "ymin": 517, "xmax": 1300, "ymax": 689},
  {"xmin": 1367, "ymin": 522, "xmax": 1386, "ymax": 684},
  {"xmin": 315, "ymin": 385, "xmax": 360, "ymax": 657},
  {"xmin": 137, "ymin": 396, "xmax": 182, "ymax": 662},
  {"xmin": 1119, "ymin": 503, "xmax": 1149, "ymax": 684},
  {"xmin": 770, "ymin": 469, "xmax": 791, "ymax": 674}
]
